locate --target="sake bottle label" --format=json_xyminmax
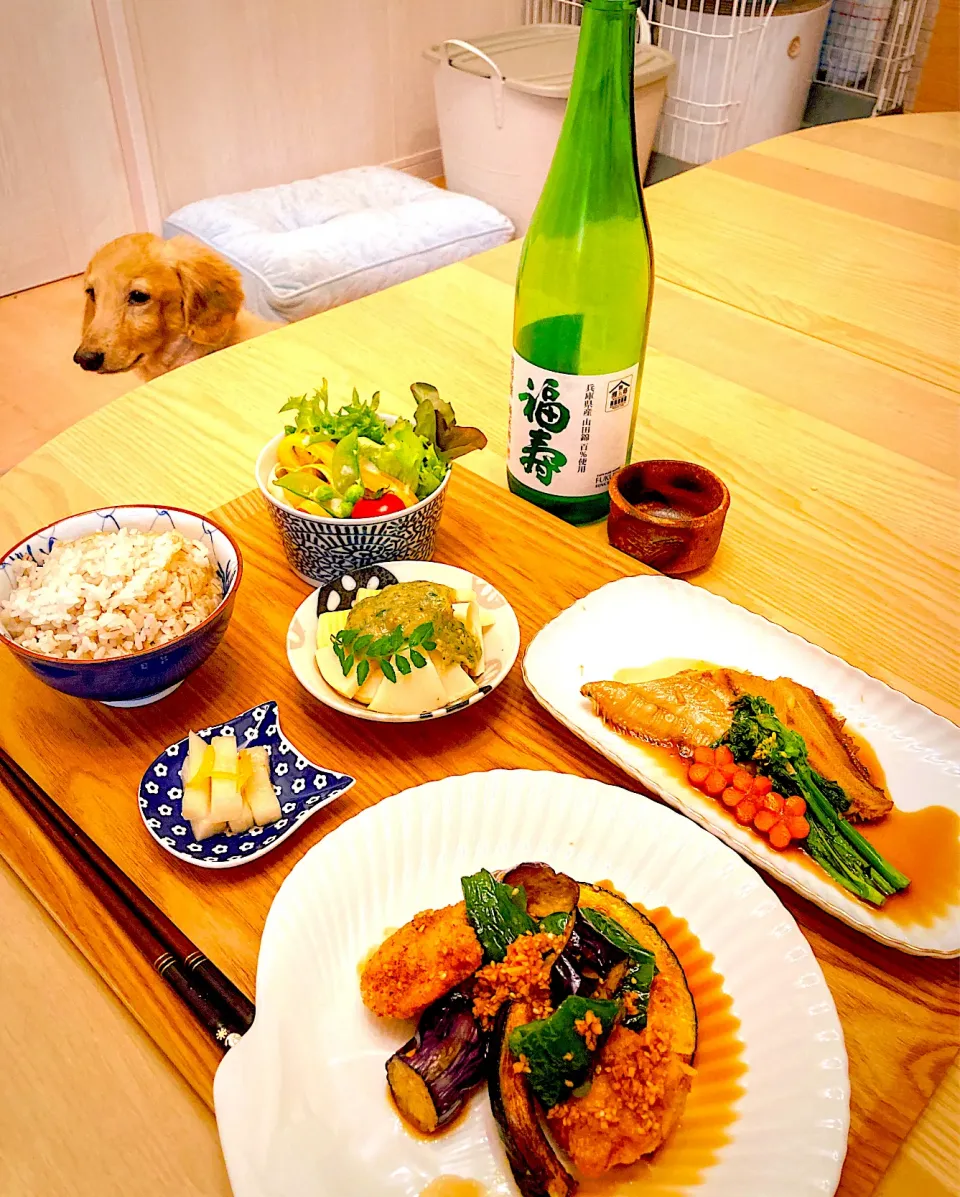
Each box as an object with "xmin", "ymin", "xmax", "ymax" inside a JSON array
[{"xmin": 508, "ymin": 353, "xmax": 639, "ymax": 498}]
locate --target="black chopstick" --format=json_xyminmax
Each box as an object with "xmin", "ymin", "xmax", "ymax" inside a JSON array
[{"xmin": 0, "ymin": 748, "xmax": 254, "ymax": 1047}]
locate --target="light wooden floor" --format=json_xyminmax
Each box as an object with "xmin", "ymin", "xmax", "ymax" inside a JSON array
[
  {"xmin": 0, "ymin": 858, "xmax": 231, "ymax": 1196},
  {"xmin": 0, "ymin": 275, "xmax": 134, "ymax": 473}
]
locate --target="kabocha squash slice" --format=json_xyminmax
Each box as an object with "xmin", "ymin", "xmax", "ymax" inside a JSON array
[
  {"xmin": 502, "ymin": 862, "xmax": 579, "ymax": 921},
  {"xmin": 489, "ymin": 1002, "xmax": 576, "ymax": 1197},
  {"xmin": 577, "ymin": 883, "xmax": 698, "ymax": 1061}
]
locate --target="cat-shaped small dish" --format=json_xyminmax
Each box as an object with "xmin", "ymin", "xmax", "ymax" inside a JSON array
[{"xmin": 138, "ymin": 701, "xmax": 355, "ymax": 869}]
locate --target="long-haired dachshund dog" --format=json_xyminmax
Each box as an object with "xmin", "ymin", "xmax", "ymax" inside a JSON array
[{"xmin": 74, "ymin": 233, "xmax": 276, "ymax": 381}]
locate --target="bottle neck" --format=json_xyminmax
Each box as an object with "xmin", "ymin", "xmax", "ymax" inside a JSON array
[{"xmin": 542, "ymin": 0, "xmax": 642, "ymax": 229}]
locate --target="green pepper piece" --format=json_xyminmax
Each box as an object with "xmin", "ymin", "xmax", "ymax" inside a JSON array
[
  {"xmin": 329, "ymin": 429, "xmax": 361, "ymax": 496},
  {"xmin": 275, "ymin": 469, "xmax": 328, "ymax": 502},
  {"xmin": 509, "ymin": 996, "xmax": 620, "ymax": 1109}
]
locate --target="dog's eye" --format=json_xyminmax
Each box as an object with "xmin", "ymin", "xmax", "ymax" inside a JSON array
[
  {"xmin": 128, "ymin": 289, "xmax": 150, "ymax": 305},
  {"xmin": 85, "ymin": 286, "xmax": 95, "ymax": 301}
]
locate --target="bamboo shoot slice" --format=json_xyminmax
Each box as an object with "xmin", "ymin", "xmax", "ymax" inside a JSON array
[
  {"xmin": 437, "ymin": 662, "xmax": 479, "ymax": 703},
  {"xmin": 190, "ymin": 814, "xmax": 227, "ymax": 841},
  {"xmin": 210, "ymin": 735, "xmax": 243, "ymax": 822},
  {"xmin": 316, "ymin": 643, "xmax": 361, "ymax": 698},
  {"xmin": 368, "ymin": 656, "xmax": 447, "ymax": 715},
  {"xmin": 453, "ymin": 601, "xmax": 486, "ymax": 678},
  {"xmin": 316, "ymin": 609, "xmax": 349, "ymax": 648},
  {"xmin": 354, "ymin": 663, "xmax": 383, "ymax": 705},
  {"xmin": 181, "ymin": 780, "xmax": 210, "ymax": 823},
  {"xmin": 244, "ymin": 747, "xmax": 282, "ymax": 825}
]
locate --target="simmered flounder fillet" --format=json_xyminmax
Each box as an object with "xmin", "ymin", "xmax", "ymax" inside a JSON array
[
  {"xmin": 582, "ymin": 666, "xmax": 891, "ymax": 820},
  {"xmin": 581, "ymin": 671, "xmax": 734, "ymax": 753}
]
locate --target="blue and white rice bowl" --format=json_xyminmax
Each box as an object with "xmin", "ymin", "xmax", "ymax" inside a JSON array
[
  {"xmin": 0, "ymin": 505, "xmax": 242, "ymax": 707},
  {"xmin": 255, "ymin": 430, "xmax": 449, "ymax": 586}
]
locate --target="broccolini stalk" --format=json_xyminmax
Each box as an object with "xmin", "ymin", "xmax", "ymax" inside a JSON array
[{"xmin": 724, "ymin": 695, "xmax": 909, "ymax": 904}]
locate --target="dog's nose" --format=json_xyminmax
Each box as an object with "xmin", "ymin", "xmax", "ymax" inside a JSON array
[{"xmin": 73, "ymin": 348, "xmax": 105, "ymax": 371}]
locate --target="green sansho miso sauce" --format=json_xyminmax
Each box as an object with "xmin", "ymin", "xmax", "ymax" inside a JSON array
[{"xmin": 346, "ymin": 582, "xmax": 481, "ymax": 671}]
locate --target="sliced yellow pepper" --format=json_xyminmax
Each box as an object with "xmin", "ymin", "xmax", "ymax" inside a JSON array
[
  {"xmin": 359, "ymin": 460, "xmax": 418, "ymax": 508},
  {"xmin": 277, "ymin": 433, "xmax": 312, "ymax": 469}
]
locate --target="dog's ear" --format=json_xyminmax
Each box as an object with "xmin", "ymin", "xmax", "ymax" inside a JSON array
[{"xmin": 167, "ymin": 236, "xmax": 244, "ymax": 346}]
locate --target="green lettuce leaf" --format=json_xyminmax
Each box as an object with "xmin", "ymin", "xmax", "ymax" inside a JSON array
[
  {"xmin": 359, "ymin": 422, "xmax": 424, "ymax": 491},
  {"xmin": 411, "ymin": 381, "xmax": 486, "ymax": 463},
  {"xmin": 417, "ymin": 442, "xmax": 447, "ymax": 499},
  {"xmin": 280, "ymin": 382, "xmax": 389, "ymax": 444}
]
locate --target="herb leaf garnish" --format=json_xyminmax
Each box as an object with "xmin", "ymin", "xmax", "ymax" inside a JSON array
[{"xmin": 331, "ymin": 621, "xmax": 436, "ymax": 684}]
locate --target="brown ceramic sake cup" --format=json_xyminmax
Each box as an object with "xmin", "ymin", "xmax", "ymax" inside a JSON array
[{"xmin": 607, "ymin": 459, "xmax": 730, "ymax": 575}]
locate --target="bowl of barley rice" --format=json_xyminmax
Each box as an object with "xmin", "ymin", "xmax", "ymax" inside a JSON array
[{"xmin": 0, "ymin": 505, "xmax": 242, "ymax": 706}]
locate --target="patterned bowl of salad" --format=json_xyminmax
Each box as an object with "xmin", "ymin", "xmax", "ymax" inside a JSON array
[{"xmin": 255, "ymin": 382, "xmax": 486, "ymax": 585}]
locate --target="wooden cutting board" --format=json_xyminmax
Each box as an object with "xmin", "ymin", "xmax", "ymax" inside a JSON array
[{"xmin": 0, "ymin": 469, "xmax": 956, "ymax": 1197}]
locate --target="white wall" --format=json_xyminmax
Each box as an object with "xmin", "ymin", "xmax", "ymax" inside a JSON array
[
  {"xmin": 122, "ymin": 0, "xmax": 524, "ymax": 217},
  {"xmin": 0, "ymin": 0, "xmax": 135, "ymax": 294}
]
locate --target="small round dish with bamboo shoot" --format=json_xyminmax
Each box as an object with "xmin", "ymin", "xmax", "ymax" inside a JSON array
[{"xmin": 285, "ymin": 562, "xmax": 521, "ymax": 723}]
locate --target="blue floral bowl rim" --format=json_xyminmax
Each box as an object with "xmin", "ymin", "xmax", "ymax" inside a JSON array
[
  {"xmin": 0, "ymin": 503, "xmax": 244, "ymax": 669},
  {"xmin": 254, "ymin": 428, "xmax": 451, "ymax": 527}
]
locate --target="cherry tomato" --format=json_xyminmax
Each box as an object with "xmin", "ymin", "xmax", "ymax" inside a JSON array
[{"xmin": 351, "ymin": 493, "xmax": 407, "ymax": 519}]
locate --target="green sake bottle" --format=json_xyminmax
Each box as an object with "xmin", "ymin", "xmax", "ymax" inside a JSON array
[{"xmin": 507, "ymin": 0, "xmax": 654, "ymax": 525}]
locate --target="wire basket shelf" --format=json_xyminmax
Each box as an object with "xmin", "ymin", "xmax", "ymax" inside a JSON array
[
  {"xmin": 816, "ymin": 0, "xmax": 926, "ymax": 112},
  {"xmin": 522, "ymin": 0, "xmax": 778, "ymax": 164}
]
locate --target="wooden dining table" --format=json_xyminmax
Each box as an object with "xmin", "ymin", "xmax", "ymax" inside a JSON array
[{"xmin": 0, "ymin": 111, "xmax": 957, "ymax": 1197}]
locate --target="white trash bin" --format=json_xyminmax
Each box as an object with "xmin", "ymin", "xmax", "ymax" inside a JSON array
[{"xmin": 425, "ymin": 25, "xmax": 674, "ymax": 235}]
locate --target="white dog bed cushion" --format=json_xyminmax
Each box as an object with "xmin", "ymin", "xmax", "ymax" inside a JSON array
[{"xmin": 162, "ymin": 166, "xmax": 514, "ymax": 322}]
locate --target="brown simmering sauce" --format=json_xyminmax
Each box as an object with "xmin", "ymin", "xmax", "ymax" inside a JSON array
[
  {"xmin": 858, "ymin": 806, "xmax": 960, "ymax": 927},
  {"xmin": 581, "ymin": 906, "xmax": 747, "ymax": 1196}
]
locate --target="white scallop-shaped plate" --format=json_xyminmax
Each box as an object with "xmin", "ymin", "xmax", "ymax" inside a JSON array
[
  {"xmin": 523, "ymin": 575, "xmax": 960, "ymax": 957},
  {"xmin": 214, "ymin": 770, "xmax": 848, "ymax": 1197},
  {"xmin": 285, "ymin": 560, "xmax": 520, "ymax": 723}
]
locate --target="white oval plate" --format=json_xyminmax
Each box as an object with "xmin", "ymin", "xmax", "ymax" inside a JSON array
[
  {"xmin": 214, "ymin": 770, "xmax": 848, "ymax": 1197},
  {"xmin": 286, "ymin": 560, "xmax": 520, "ymax": 723},
  {"xmin": 523, "ymin": 575, "xmax": 960, "ymax": 958}
]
